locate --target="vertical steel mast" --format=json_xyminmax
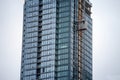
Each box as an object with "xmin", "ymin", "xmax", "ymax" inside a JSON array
[{"xmin": 77, "ymin": 0, "xmax": 92, "ymax": 80}]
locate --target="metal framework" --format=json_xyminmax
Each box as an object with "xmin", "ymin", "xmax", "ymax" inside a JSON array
[{"xmin": 77, "ymin": 0, "xmax": 92, "ymax": 79}]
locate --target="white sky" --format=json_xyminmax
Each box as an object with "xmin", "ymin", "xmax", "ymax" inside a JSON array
[{"xmin": 0, "ymin": 0, "xmax": 120, "ymax": 80}]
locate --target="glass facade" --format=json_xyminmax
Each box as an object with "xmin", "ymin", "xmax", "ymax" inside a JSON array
[{"xmin": 21, "ymin": 0, "xmax": 92, "ymax": 80}]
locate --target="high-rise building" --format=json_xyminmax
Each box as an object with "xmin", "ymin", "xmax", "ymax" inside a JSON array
[{"xmin": 21, "ymin": 0, "xmax": 92, "ymax": 80}]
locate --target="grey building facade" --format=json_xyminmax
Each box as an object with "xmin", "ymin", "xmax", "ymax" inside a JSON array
[{"xmin": 21, "ymin": 0, "xmax": 92, "ymax": 80}]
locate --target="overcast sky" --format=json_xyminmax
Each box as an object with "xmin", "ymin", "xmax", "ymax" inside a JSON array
[{"xmin": 0, "ymin": 0, "xmax": 120, "ymax": 80}]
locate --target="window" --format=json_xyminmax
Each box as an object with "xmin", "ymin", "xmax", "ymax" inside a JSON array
[
  {"xmin": 23, "ymin": 75, "xmax": 36, "ymax": 80},
  {"xmin": 58, "ymin": 54, "xmax": 68, "ymax": 60},
  {"xmin": 59, "ymin": 17, "xmax": 69, "ymax": 23},
  {"xmin": 57, "ymin": 65, "xmax": 68, "ymax": 71},
  {"xmin": 59, "ymin": 2, "xmax": 69, "ymax": 7},
  {"xmin": 42, "ymin": 8, "xmax": 56, "ymax": 14},
  {"xmin": 58, "ymin": 49, "xmax": 68, "ymax": 54},
  {"xmin": 58, "ymin": 38, "xmax": 69, "ymax": 43},
  {"xmin": 59, "ymin": 7, "xmax": 69, "ymax": 12},
  {"xmin": 24, "ymin": 70, "xmax": 36, "ymax": 76},
  {"xmin": 24, "ymin": 37, "xmax": 38, "ymax": 43},
  {"xmin": 42, "ymin": 67, "xmax": 55, "ymax": 73},
  {"xmin": 59, "ymin": 12, "xmax": 69, "ymax": 18},
  {"xmin": 41, "ymin": 44, "xmax": 55, "ymax": 51},
  {"xmin": 26, "ymin": 6, "xmax": 39, "ymax": 13},
  {"xmin": 58, "ymin": 27, "xmax": 69, "ymax": 33},
  {"xmin": 24, "ymin": 58, "xmax": 37, "ymax": 64},
  {"xmin": 43, "ymin": 3, "xmax": 56, "ymax": 9},
  {"xmin": 41, "ymin": 39, "xmax": 55, "ymax": 45},
  {"xmin": 26, "ymin": 22, "xmax": 38, "ymax": 27},
  {"xmin": 41, "ymin": 61, "xmax": 55, "ymax": 67},
  {"xmin": 41, "ymin": 50, "xmax": 55, "ymax": 56},
  {"xmin": 24, "ymin": 47, "xmax": 37, "ymax": 53},
  {"xmin": 42, "ymin": 29, "xmax": 55, "ymax": 35},
  {"xmin": 59, "ymin": 22, "xmax": 69, "ymax": 28},
  {"xmin": 57, "ymin": 71, "xmax": 68, "ymax": 77},
  {"xmin": 25, "ymin": 32, "xmax": 38, "ymax": 38},
  {"xmin": 25, "ymin": 27, "xmax": 38, "ymax": 33},
  {"xmin": 41, "ymin": 55, "xmax": 55, "ymax": 61},
  {"xmin": 26, "ymin": 0, "xmax": 39, "ymax": 7},
  {"xmin": 58, "ymin": 43, "xmax": 68, "ymax": 49},
  {"xmin": 40, "ymin": 72, "xmax": 54, "ymax": 78},
  {"xmin": 43, "ymin": 0, "xmax": 56, "ymax": 4},
  {"xmin": 42, "ymin": 13, "xmax": 56, "ymax": 20},
  {"xmin": 26, "ymin": 16, "xmax": 38, "ymax": 23},
  {"xmin": 24, "ymin": 63, "xmax": 36, "ymax": 70},
  {"xmin": 57, "ymin": 77, "xmax": 68, "ymax": 80},
  {"xmin": 58, "ymin": 33, "xmax": 69, "ymax": 38},
  {"xmin": 42, "ymin": 23, "xmax": 55, "ymax": 30},
  {"xmin": 42, "ymin": 34, "xmax": 55, "ymax": 40},
  {"xmin": 42, "ymin": 18, "xmax": 56, "ymax": 25},
  {"xmin": 24, "ymin": 42, "xmax": 37, "ymax": 48},
  {"xmin": 57, "ymin": 59, "xmax": 68, "ymax": 65},
  {"xmin": 24, "ymin": 53, "xmax": 37, "ymax": 59}
]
